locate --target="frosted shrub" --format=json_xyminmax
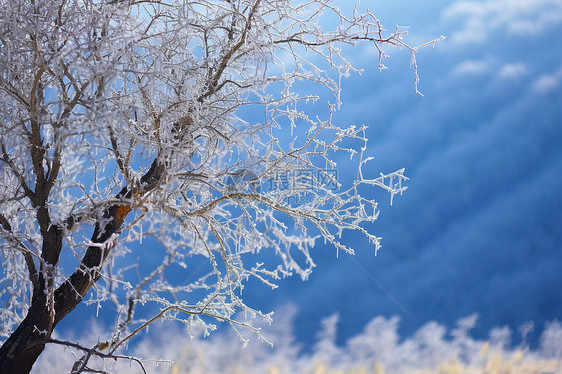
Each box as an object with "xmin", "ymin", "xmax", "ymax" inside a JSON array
[{"xmin": 35, "ymin": 312, "xmax": 562, "ymax": 374}]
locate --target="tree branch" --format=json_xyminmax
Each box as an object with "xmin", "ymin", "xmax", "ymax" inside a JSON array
[
  {"xmin": 53, "ymin": 156, "xmax": 166, "ymax": 325},
  {"xmin": 29, "ymin": 65, "xmax": 47, "ymax": 192},
  {"xmin": 45, "ymin": 338, "xmax": 148, "ymax": 374},
  {"xmin": 1, "ymin": 143, "xmax": 36, "ymax": 205},
  {"xmin": 197, "ymin": 0, "xmax": 261, "ymax": 102},
  {"xmin": 0, "ymin": 213, "xmax": 39, "ymax": 288},
  {"xmin": 108, "ymin": 125, "xmax": 129, "ymax": 181}
]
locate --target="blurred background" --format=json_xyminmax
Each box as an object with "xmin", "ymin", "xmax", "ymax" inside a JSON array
[{"xmin": 239, "ymin": 0, "xmax": 562, "ymax": 348}]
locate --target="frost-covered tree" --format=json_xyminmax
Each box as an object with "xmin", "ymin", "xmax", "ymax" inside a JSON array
[{"xmin": 0, "ymin": 0, "xmax": 440, "ymax": 372}]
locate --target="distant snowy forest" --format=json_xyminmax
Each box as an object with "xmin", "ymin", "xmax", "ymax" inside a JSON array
[{"xmin": 35, "ymin": 307, "xmax": 562, "ymax": 373}]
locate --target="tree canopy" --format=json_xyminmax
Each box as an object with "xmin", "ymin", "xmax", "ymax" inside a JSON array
[{"xmin": 0, "ymin": 0, "xmax": 439, "ymax": 372}]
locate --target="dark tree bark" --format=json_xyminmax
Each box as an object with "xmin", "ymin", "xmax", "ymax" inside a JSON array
[{"xmin": 0, "ymin": 158, "xmax": 165, "ymax": 374}]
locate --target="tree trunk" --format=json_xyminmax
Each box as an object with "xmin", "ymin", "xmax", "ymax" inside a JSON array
[
  {"xmin": 0, "ymin": 206, "xmax": 130, "ymax": 373},
  {"xmin": 0, "ymin": 158, "xmax": 164, "ymax": 373},
  {"xmin": 0, "ymin": 300, "xmax": 52, "ymax": 374}
]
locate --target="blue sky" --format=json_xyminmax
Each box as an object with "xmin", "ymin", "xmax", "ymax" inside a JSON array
[{"xmin": 238, "ymin": 0, "xmax": 562, "ymax": 347}]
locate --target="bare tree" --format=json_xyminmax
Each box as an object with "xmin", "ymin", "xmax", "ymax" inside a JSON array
[{"xmin": 0, "ymin": 0, "xmax": 441, "ymax": 372}]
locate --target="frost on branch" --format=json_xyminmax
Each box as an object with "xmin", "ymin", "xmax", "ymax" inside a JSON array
[{"xmin": 0, "ymin": 0, "xmax": 440, "ymax": 369}]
